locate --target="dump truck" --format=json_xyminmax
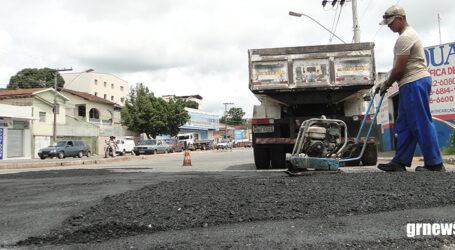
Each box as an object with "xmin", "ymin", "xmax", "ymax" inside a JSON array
[
  {"xmin": 177, "ymin": 133, "xmax": 211, "ymax": 151},
  {"xmin": 249, "ymin": 42, "xmax": 378, "ymax": 169}
]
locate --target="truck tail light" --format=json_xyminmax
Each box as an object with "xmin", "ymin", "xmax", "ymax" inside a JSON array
[{"xmin": 252, "ymin": 119, "xmax": 274, "ymax": 124}]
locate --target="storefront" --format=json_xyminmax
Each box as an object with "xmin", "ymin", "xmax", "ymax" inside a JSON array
[
  {"xmin": 178, "ymin": 108, "xmax": 219, "ymax": 139},
  {"xmin": 0, "ymin": 104, "xmax": 34, "ymax": 160}
]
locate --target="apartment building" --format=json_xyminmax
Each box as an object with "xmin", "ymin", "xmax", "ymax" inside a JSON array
[{"xmin": 61, "ymin": 71, "xmax": 128, "ymax": 106}]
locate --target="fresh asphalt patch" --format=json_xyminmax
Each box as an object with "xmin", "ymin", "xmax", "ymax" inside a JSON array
[{"xmin": 14, "ymin": 171, "xmax": 455, "ymax": 248}]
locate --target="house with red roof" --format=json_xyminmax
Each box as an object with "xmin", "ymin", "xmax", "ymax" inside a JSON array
[{"xmin": 0, "ymin": 87, "xmax": 136, "ymax": 157}]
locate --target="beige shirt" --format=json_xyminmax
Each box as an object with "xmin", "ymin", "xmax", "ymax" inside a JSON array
[{"xmin": 393, "ymin": 26, "xmax": 430, "ymax": 87}]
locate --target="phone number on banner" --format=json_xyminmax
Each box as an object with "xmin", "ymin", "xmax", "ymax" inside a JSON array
[{"xmin": 432, "ymin": 78, "xmax": 455, "ymax": 87}]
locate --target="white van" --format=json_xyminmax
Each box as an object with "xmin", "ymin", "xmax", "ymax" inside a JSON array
[{"xmin": 116, "ymin": 138, "xmax": 136, "ymax": 155}]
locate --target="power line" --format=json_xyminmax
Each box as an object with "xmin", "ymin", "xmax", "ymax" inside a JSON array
[
  {"xmin": 330, "ymin": 4, "xmax": 344, "ymax": 43},
  {"xmin": 370, "ymin": 0, "xmax": 403, "ymax": 42}
]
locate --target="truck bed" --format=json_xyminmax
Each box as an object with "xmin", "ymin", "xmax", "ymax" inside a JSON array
[{"xmin": 248, "ymin": 43, "xmax": 376, "ymax": 104}]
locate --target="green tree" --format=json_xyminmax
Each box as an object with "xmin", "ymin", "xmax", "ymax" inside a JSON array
[
  {"xmin": 7, "ymin": 68, "xmax": 65, "ymax": 89},
  {"xmin": 121, "ymin": 83, "xmax": 190, "ymax": 138},
  {"xmin": 220, "ymin": 107, "xmax": 246, "ymax": 125},
  {"xmin": 184, "ymin": 100, "xmax": 199, "ymax": 109},
  {"xmin": 166, "ymin": 98, "xmax": 191, "ymax": 136}
]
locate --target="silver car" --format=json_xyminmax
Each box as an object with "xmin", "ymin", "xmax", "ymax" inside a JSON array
[{"xmin": 133, "ymin": 139, "xmax": 170, "ymax": 155}]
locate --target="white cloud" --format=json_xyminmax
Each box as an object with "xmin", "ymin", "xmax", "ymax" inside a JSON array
[{"xmin": 0, "ymin": 0, "xmax": 454, "ymax": 117}]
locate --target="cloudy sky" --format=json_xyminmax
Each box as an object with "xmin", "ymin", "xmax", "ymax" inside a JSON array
[{"xmin": 0, "ymin": 0, "xmax": 453, "ymax": 117}]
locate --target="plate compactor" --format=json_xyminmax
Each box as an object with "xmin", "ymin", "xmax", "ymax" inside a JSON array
[{"xmin": 285, "ymin": 91, "xmax": 385, "ymax": 176}]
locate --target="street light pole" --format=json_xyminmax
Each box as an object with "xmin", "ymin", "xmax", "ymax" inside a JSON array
[
  {"xmin": 52, "ymin": 68, "xmax": 72, "ymax": 143},
  {"xmin": 289, "ymin": 11, "xmax": 346, "ymax": 44},
  {"xmin": 223, "ymin": 102, "xmax": 234, "ymax": 139},
  {"xmin": 52, "ymin": 68, "xmax": 94, "ymax": 142}
]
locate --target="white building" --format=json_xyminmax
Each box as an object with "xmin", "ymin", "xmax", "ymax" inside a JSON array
[
  {"xmin": 0, "ymin": 103, "xmax": 35, "ymax": 160},
  {"xmin": 61, "ymin": 71, "xmax": 129, "ymax": 107}
]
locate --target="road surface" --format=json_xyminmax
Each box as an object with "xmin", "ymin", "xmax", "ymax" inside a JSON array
[{"xmin": 1, "ymin": 149, "xmax": 455, "ymax": 249}]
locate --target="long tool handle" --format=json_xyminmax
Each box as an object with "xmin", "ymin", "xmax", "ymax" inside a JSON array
[
  {"xmin": 340, "ymin": 93, "xmax": 385, "ymax": 163},
  {"xmin": 354, "ymin": 92, "xmax": 377, "ymax": 144}
]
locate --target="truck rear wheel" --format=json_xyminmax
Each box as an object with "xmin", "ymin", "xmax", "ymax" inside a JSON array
[
  {"xmin": 361, "ymin": 143, "xmax": 378, "ymax": 166},
  {"xmin": 271, "ymin": 148, "xmax": 286, "ymax": 169},
  {"xmin": 254, "ymin": 147, "xmax": 270, "ymax": 169}
]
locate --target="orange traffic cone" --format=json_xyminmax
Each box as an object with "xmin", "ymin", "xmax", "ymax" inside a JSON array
[{"xmin": 183, "ymin": 151, "xmax": 192, "ymax": 166}]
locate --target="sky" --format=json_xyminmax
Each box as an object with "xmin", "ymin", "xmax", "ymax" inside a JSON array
[{"xmin": 0, "ymin": 0, "xmax": 454, "ymax": 117}]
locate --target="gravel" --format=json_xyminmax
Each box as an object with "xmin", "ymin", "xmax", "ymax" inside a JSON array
[{"xmin": 15, "ymin": 171, "xmax": 455, "ymax": 248}]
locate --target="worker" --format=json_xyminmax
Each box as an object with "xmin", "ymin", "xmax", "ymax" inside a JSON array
[{"xmin": 375, "ymin": 5, "xmax": 444, "ymax": 172}]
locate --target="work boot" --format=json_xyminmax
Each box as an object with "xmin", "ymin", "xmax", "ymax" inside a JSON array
[
  {"xmin": 377, "ymin": 161, "xmax": 407, "ymax": 172},
  {"xmin": 415, "ymin": 163, "xmax": 446, "ymax": 172}
]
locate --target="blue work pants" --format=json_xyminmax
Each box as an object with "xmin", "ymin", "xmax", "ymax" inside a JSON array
[{"xmin": 392, "ymin": 77, "xmax": 443, "ymax": 167}]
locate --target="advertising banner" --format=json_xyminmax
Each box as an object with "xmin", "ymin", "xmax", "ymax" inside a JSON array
[
  {"xmin": 234, "ymin": 129, "xmax": 248, "ymax": 141},
  {"xmin": 425, "ymin": 42, "xmax": 455, "ymax": 119}
]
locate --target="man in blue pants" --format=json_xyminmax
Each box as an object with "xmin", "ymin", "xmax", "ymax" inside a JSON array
[{"xmin": 376, "ymin": 5, "xmax": 444, "ymax": 172}]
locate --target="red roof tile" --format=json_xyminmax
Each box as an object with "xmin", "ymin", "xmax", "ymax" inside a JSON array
[
  {"xmin": 0, "ymin": 88, "xmax": 48, "ymax": 98},
  {"xmin": 60, "ymin": 88, "xmax": 117, "ymax": 106}
]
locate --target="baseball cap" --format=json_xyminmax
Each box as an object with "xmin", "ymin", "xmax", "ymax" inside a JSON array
[{"xmin": 379, "ymin": 5, "xmax": 406, "ymax": 25}]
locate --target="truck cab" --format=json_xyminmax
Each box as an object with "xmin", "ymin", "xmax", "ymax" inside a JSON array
[{"xmin": 178, "ymin": 133, "xmax": 195, "ymax": 150}]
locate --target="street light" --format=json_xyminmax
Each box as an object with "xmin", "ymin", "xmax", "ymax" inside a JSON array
[
  {"xmin": 289, "ymin": 11, "xmax": 346, "ymax": 44},
  {"xmin": 52, "ymin": 68, "xmax": 94, "ymax": 142},
  {"xmin": 223, "ymin": 102, "xmax": 234, "ymax": 139}
]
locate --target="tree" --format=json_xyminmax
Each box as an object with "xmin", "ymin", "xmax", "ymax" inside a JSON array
[
  {"xmin": 184, "ymin": 100, "xmax": 199, "ymax": 109},
  {"xmin": 121, "ymin": 83, "xmax": 190, "ymax": 138},
  {"xmin": 7, "ymin": 68, "xmax": 65, "ymax": 89},
  {"xmin": 220, "ymin": 107, "xmax": 246, "ymax": 125}
]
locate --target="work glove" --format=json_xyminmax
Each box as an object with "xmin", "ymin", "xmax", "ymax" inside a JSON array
[{"xmin": 374, "ymin": 80, "xmax": 389, "ymax": 96}]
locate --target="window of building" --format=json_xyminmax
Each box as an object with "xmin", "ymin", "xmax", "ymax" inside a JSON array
[
  {"xmin": 111, "ymin": 96, "xmax": 114, "ymax": 101},
  {"xmin": 89, "ymin": 108, "xmax": 99, "ymax": 119},
  {"xmin": 120, "ymin": 86, "xmax": 124, "ymax": 91},
  {"xmin": 111, "ymin": 83, "xmax": 114, "ymax": 89},
  {"xmin": 94, "ymin": 92, "xmax": 98, "ymax": 96},
  {"xmin": 104, "ymin": 94, "xmax": 107, "ymax": 99},
  {"xmin": 121, "ymin": 97, "xmax": 125, "ymax": 103},
  {"xmin": 94, "ymin": 79, "xmax": 98, "ymax": 85},
  {"xmin": 104, "ymin": 81, "xmax": 107, "ymax": 87},
  {"xmin": 78, "ymin": 106, "xmax": 86, "ymax": 117},
  {"xmin": 39, "ymin": 112, "xmax": 46, "ymax": 122}
]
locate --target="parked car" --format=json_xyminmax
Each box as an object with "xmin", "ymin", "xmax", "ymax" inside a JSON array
[
  {"xmin": 216, "ymin": 140, "xmax": 233, "ymax": 150},
  {"xmin": 38, "ymin": 140, "xmax": 91, "ymax": 159},
  {"xmin": 116, "ymin": 138, "xmax": 136, "ymax": 155},
  {"xmin": 164, "ymin": 138, "xmax": 184, "ymax": 153},
  {"xmin": 133, "ymin": 139, "xmax": 170, "ymax": 155}
]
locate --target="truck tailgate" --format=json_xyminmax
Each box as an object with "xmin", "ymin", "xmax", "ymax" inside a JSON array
[{"xmin": 249, "ymin": 43, "xmax": 375, "ymax": 92}]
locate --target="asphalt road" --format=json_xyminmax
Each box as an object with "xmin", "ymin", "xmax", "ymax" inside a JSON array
[{"xmin": 1, "ymin": 149, "xmax": 455, "ymax": 249}]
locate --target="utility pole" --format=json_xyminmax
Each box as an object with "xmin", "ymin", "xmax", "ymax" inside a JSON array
[
  {"xmin": 351, "ymin": 0, "xmax": 360, "ymax": 43},
  {"xmin": 52, "ymin": 68, "xmax": 72, "ymax": 143},
  {"xmin": 223, "ymin": 102, "xmax": 234, "ymax": 139},
  {"xmin": 319, "ymin": 0, "xmax": 360, "ymax": 43}
]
